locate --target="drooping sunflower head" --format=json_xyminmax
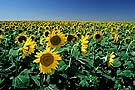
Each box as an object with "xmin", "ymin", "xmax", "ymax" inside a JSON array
[
  {"xmin": 33, "ymin": 48, "xmax": 62, "ymax": 74},
  {"xmin": 81, "ymin": 34, "xmax": 90, "ymax": 56},
  {"xmin": 67, "ymin": 34, "xmax": 77, "ymax": 42},
  {"xmin": 46, "ymin": 30, "xmax": 67, "ymax": 48},
  {"xmin": 19, "ymin": 37, "xmax": 36, "ymax": 59},
  {"xmin": 0, "ymin": 35, "xmax": 3, "ymax": 42},
  {"xmin": 113, "ymin": 34, "xmax": 120, "ymax": 43},
  {"xmin": 124, "ymin": 36, "xmax": 130, "ymax": 44},
  {"xmin": 15, "ymin": 32, "xmax": 27, "ymax": 43},
  {"xmin": 67, "ymin": 35, "xmax": 74, "ymax": 42},
  {"xmin": 93, "ymin": 31, "xmax": 103, "ymax": 41},
  {"xmin": 108, "ymin": 52, "xmax": 115, "ymax": 67}
]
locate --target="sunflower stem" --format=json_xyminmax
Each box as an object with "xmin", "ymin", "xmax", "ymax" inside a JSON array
[
  {"xmin": 68, "ymin": 57, "xmax": 72, "ymax": 67},
  {"xmin": 43, "ymin": 74, "xmax": 46, "ymax": 84},
  {"xmin": 40, "ymin": 74, "xmax": 44, "ymax": 87},
  {"xmin": 126, "ymin": 40, "xmax": 135, "ymax": 55},
  {"xmin": 65, "ymin": 57, "xmax": 72, "ymax": 70}
]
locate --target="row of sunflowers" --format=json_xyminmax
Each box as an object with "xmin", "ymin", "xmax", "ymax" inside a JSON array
[{"xmin": 0, "ymin": 21, "xmax": 135, "ymax": 89}]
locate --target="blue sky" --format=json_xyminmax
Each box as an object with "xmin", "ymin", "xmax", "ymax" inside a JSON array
[{"xmin": 0, "ymin": 0, "xmax": 135, "ymax": 21}]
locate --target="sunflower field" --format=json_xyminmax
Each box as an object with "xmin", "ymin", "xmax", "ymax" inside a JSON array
[{"xmin": 0, "ymin": 21, "xmax": 135, "ymax": 90}]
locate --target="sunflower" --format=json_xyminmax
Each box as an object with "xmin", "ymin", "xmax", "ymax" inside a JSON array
[
  {"xmin": 67, "ymin": 35, "xmax": 74, "ymax": 42},
  {"xmin": 37, "ymin": 27, "xmax": 43, "ymax": 34},
  {"xmin": 18, "ymin": 30, "xmax": 23, "ymax": 34},
  {"xmin": 72, "ymin": 36, "xmax": 77, "ymax": 42},
  {"xmin": 81, "ymin": 34, "xmax": 90, "ymax": 56},
  {"xmin": 0, "ymin": 29, "xmax": 3, "ymax": 35},
  {"xmin": 108, "ymin": 52, "xmax": 115, "ymax": 67},
  {"xmin": 76, "ymin": 32, "xmax": 81, "ymax": 38},
  {"xmin": 93, "ymin": 31, "xmax": 103, "ymax": 41},
  {"xmin": 19, "ymin": 37, "xmax": 36, "ymax": 59},
  {"xmin": 15, "ymin": 32, "xmax": 27, "ymax": 43},
  {"xmin": 67, "ymin": 34, "xmax": 77, "ymax": 42},
  {"xmin": 45, "ymin": 26, "xmax": 50, "ymax": 30},
  {"xmin": 0, "ymin": 35, "xmax": 3, "ymax": 43},
  {"xmin": 44, "ymin": 30, "xmax": 50, "ymax": 38},
  {"xmin": 46, "ymin": 30, "xmax": 66, "ymax": 48},
  {"xmin": 124, "ymin": 36, "xmax": 130, "ymax": 44},
  {"xmin": 30, "ymin": 34, "xmax": 36, "ymax": 41},
  {"xmin": 40, "ymin": 37, "xmax": 45, "ymax": 45},
  {"xmin": 126, "ymin": 30, "xmax": 133, "ymax": 34},
  {"xmin": 33, "ymin": 48, "xmax": 62, "ymax": 74},
  {"xmin": 113, "ymin": 34, "xmax": 119, "ymax": 43}
]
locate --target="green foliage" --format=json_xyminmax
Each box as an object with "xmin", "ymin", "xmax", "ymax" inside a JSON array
[
  {"xmin": 0, "ymin": 21, "xmax": 135, "ymax": 90},
  {"xmin": 113, "ymin": 58, "xmax": 121, "ymax": 67},
  {"xmin": 12, "ymin": 69, "xmax": 30, "ymax": 88}
]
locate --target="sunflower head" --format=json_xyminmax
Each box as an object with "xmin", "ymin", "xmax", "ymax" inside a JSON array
[
  {"xmin": 18, "ymin": 30, "xmax": 23, "ymax": 34},
  {"xmin": 93, "ymin": 31, "xmax": 103, "ymax": 41},
  {"xmin": 40, "ymin": 53, "xmax": 54, "ymax": 67},
  {"xmin": 15, "ymin": 32, "xmax": 27, "ymax": 43},
  {"xmin": 18, "ymin": 36, "xmax": 27, "ymax": 42},
  {"xmin": 46, "ymin": 30, "xmax": 67, "ymax": 48},
  {"xmin": 44, "ymin": 30, "xmax": 50, "ymax": 37},
  {"xmin": 76, "ymin": 33, "xmax": 81, "ymax": 38},
  {"xmin": 50, "ymin": 35, "xmax": 61, "ymax": 45},
  {"xmin": 38, "ymin": 27, "xmax": 43, "ymax": 34},
  {"xmin": 33, "ymin": 48, "xmax": 62, "ymax": 74},
  {"xmin": 45, "ymin": 26, "xmax": 50, "ymax": 30},
  {"xmin": 30, "ymin": 35, "xmax": 36, "ymax": 41}
]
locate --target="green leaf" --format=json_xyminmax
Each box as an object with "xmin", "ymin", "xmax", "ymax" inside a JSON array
[
  {"xmin": 0, "ymin": 79, "xmax": 4, "ymax": 84},
  {"xmin": 88, "ymin": 59, "xmax": 94, "ymax": 67},
  {"xmin": 46, "ymin": 84, "xmax": 57, "ymax": 90},
  {"xmin": 12, "ymin": 69, "xmax": 30, "ymax": 88},
  {"xmin": 31, "ymin": 76, "xmax": 40, "ymax": 86},
  {"xmin": 114, "ymin": 80, "xmax": 121, "ymax": 89},
  {"xmin": 117, "ymin": 70, "xmax": 133, "ymax": 77},
  {"xmin": 79, "ymin": 79, "xmax": 89, "ymax": 87},
  {"xmin": 118, "ymin": 51, "xmax": 129, "ymax": 60},
  {"xmin": 58, "ymin": 64, "xmax": 67, "ymax": 71},
  {"xmin": 130, "ymin": 52, "xmax": 135, "ymax": 56},
  {"xmin": 71, "ymin": 43, "xmax": 80, "ymax": 59},
  {"xmin": 122, "ymin": 70, "xmax": 133, "ymax": 77},
  {"xmin": 9, "ymin": 48, "xmax": 19, "ymax": 57},
  {"xmin": 116, "ymin": 70, "xmax": 122, "ymax": 76},
  {"xmin": 124, "ymin": 61, "xmax": 134, "ymax": 69},
  {"xmin": 46, "ymin": 75, "xmax": 50, "ymax": 84},
  {"xmin": 58, "ymin": 61, "xmax": 67, "ymax": 71},
  {"xmin": 103, "ymin": 74, "xmax": 112, "ymax": 80},
  {"xmin": 113, "ymin": 59, "xmax": 121, "ymax": 67}
]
